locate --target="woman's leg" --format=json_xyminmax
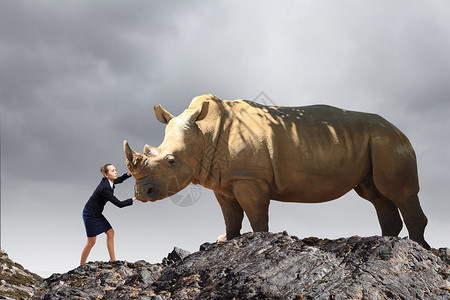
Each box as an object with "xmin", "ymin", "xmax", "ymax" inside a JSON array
[
  {"xmin": 105, "ymin": 228, "xmax": 116, "ymax": 262},
  {"xmin": 80, "ymin": 236, "xmax": 96, "ymax": 265}
]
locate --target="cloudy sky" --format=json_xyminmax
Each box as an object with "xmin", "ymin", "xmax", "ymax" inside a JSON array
[{"xmin": 1, "ymin": 1, "xmax": 449, "ymax": 277}]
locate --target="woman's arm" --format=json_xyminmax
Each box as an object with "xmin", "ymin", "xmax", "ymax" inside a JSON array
[
  {"xmin": 102, "ymin": 188, "xmax": 133, "ymax": 208},
  {"xmin": 114, "ymin": 172, "xmax": 132, "ymax": 184}
]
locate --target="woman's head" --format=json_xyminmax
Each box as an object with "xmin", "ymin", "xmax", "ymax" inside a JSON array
[{"xmin": 100, "ymin": 164, "xmax": 118, "ymax": 180}]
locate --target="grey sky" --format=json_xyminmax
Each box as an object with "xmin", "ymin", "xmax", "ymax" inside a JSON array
[{"xmin": 1, "ymin": 1, "xmax": 449, "ymax": 277}]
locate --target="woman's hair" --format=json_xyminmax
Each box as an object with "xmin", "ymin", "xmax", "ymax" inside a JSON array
[{"xmin": 100, "ymin": 164, "xmax": 113, "ymax": 177}]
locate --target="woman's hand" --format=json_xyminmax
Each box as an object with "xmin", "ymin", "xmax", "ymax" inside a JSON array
[
  {"xmin": 132, "ymin": 197, "xmax": 136, "ymax": 202},
  {"xmin": 127, "ymin": 172, "xmax": 132, "ymax": 176}
]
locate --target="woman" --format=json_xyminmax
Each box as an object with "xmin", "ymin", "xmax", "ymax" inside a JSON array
[{"xmin": 80, "ymin": 163, "xmax": 136, "ymax": 265}]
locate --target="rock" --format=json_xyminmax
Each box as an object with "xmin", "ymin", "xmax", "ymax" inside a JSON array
[
  {"xmin": 162, "ymin": 247, "xmax": 191, "ymax": 266},
  {"xmin": 433, "ymin": 248, "xmax": 450, "ymax": 265},
  {"xmin": 155, "ymin": 233, "xmax": 450, "ymax": 299},
  {"xmin": 0, "ymin": 249, "xmax": 42, "ymax": 299},
  {"xmin": 1, "ymin": 233, "xmax": 449, "ymax": 299},
  {"xmin": 37, "ymin": 260, "xmax": 164, "ymax": 299}
]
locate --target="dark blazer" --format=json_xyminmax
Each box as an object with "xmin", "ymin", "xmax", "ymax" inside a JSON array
[{"xmin": 84, "ymin": 173, "xmax": 133, "ymax": 214}]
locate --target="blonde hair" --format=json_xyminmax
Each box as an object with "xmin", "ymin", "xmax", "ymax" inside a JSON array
[{"xmin": 100, "ymin": 164, "xmax": 113, "ymax": 177}]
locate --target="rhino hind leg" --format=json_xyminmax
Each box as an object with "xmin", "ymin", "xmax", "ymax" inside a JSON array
[
  {"xmin": 355, "ymin": 176, "xmax": 403, "ymax": 237},
  {"xmin": 395, "ymin": 195, "xmax": 430, "ymax": 249},
  {"xmin": 368, "ymin": 140, "xmax": 430, "ymax": 249}
]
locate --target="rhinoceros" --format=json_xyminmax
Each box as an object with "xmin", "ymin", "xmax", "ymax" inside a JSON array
[{"xmin": 124, "ymin": 94, "xmax": 430, "ymax": 249}]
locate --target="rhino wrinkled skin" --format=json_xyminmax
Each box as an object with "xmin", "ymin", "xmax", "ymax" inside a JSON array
[{"xmin": 124, "ymin": 94, "xmax": 430, "ymax": 249}]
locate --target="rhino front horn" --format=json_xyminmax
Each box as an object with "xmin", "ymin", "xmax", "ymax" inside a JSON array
[{"xmin": 124, "ymin": 140, "xmax": 136, "ymax": 162}]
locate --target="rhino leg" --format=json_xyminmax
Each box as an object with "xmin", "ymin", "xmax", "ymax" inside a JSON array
[
  {"xmin": 214, "ymin": 191, "xmax": 244, "ymax": 240},
  {"xmin": 369, "ymin": 141, "xmax": 430, "ymax": 249},
  {"xmin": 396, "ymin": 196, "xmax": 430, "ymax": 249},
  {"xmin": 355, "ymin": 176, "xmax": 403, "ymax": 236},
  {"xmin": 232, "ymin": 180, "xmax": 270, "ymax": 233}
]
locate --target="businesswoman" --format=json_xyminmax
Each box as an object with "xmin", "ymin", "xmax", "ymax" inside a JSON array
[{"xmin": 80, "ymin": 163, "xmax": 136, "ymax": 265}]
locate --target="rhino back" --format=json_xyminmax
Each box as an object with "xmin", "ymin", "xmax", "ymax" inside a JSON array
[{"xmin": 198, "ymin": 99, "xmax": 410, "ymax": 201}]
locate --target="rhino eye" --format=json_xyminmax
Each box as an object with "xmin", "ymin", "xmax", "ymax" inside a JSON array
[{"xmin": 166, "ymin": 155, "xmax": 175, "ymax": 168}]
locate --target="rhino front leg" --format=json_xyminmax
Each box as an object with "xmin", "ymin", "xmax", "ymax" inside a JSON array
[
  {"xmin": 214, "ymin": 191, "xmax": 244, "ymax": 240},
  {"xmin": 233, "ymin": 180, "xmax": 270, "ymax": 233}
]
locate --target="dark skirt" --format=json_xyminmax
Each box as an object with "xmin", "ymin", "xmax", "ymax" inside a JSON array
[{"xmin": 82, "ymin": 208, "xmax": 112, "ymax": 237}]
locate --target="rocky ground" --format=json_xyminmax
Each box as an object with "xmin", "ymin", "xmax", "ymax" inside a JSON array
[
  {"xmin": 1, "ymin": 232, "xmax": 449, "ymax": 299},
  {"xmin": 0, "ymin": 249, "xmax": 42, "ymax": 299}
]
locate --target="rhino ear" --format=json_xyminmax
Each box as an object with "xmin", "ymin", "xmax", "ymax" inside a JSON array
[
  {"xmin": 154, "ymin": 104, "xmax": 174, "ymax": 124},
  {"xmin": 188, "ymin": 101, "xmax": 210, "ymax": 123}
]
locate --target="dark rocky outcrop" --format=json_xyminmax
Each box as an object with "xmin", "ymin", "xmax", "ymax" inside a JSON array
[
  {"xmin": 153, "ymin": 232, "xmax": 450, "ymax": 299},
  {"xmin": 3, "ymin": 232, "xmax": 450, "ymax": 299},
  {"xmin": 33, "ymin": 259, "xmax": 165, "ymax": 299},
  {"xmin": 0, "ymin": 249, "xmax": 42, "ymax": 299}
]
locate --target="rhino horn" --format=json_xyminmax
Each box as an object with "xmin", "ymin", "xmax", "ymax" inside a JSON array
[
  {"xmin": 124, "ymin": 140, "xmax": 137, "ymax": 163},
  {"xmin": 143, "ymin": 144, "xmax": 158, "ymax": 156}
]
